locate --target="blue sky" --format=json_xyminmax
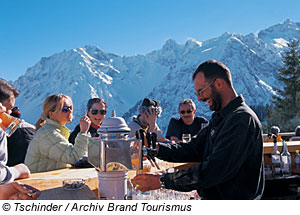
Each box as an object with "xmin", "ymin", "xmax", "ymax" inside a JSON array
[{"xmin": 1, "ymin": 0, "xmax": 300, "ymax": 81}]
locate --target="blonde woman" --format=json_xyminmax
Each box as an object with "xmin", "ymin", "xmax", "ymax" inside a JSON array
[{"xmin": 25, "ymin": 94, "xmax": 91, "ymax": 173}]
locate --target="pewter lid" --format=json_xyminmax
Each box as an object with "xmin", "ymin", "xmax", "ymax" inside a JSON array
[{"xmin": 98, "ymin": 110, "xmax": 131, "ymax": 133}]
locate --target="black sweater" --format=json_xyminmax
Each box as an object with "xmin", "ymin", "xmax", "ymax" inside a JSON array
[
  {"xmin": 69, "ymin": 124, "xmax": 99, "ymax": 144},
  {"xmin": 157, "ymin": 95, "xmax": 264, "ymax": 200}
]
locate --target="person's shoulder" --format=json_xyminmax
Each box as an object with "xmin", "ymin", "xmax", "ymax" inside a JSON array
[
  {"xmin": 195, "ymin": 116, "xmax": 208, "ymax": 123},
  {"xmin": 170, "ymin": 117, "xmax": 180, "ymax": 122},
  {"xmin": 38, "ymin": 123, "xmax": 60, "ymax": 137},
  {"xmin": 18, "ymin": 120, "xmax": 35, "ymax": 129},
  {"xmin": 231, "ymin": 105, "xmax": 261, "ymax": 127},
  {"xmin": 168, "ymin": 117, "xmax": 181, "ymax": 125},
  {"xmin": 128, "ymin": 120, "xmax": 141, "ymax": 132}
]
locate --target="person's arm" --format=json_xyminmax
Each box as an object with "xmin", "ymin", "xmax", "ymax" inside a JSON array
[
  {"xmin": 0, "ymin": 182, "xmax": 40, "ymax": 200},
  {"xmin": 1, "ymin": 129, "xmax": 30, "ymax": 183},
  {"xmin": 47, "ymin": 133, "xmax": 89, "ymax": 164},
  {"xmin": 156, "ymin": 125, "xmax": 208, "ymax": 162},
  {"xmin": 43, "ymin": 117, "xmax": 90, "ymax": 165},
  {"xmin": 68, "ymin": 125, "xmax": 81, "ymax": 144}
]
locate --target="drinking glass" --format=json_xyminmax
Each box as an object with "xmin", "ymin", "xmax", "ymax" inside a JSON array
[
  {"xmin": 182, "ymin": 134, "xmax": 191, "ymax": 143},
  {"xmin": 0, "ymin": 112, "xmax": 21, "ymax": 137}
]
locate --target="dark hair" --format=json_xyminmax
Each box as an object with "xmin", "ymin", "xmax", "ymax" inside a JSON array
[
  {"xmin": 0, "ymin": 78, "xmax": 19, "ymax": 103},
  {"xmin": 192, "ymin": 60, "xmax": 232, "ymax": 86},
  {"xmin": 178, "ymin": 99, "xmax": 196, "ymax": 111},
  {"xmin": 87, "ymin": 98, "xmax": 107, "ymax": 110},
  {"xmin": 139, "ymin": 98, "xmax": 162, "ymax": 117}
]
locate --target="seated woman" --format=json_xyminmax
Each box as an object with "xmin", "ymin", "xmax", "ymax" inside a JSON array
[
  {"xmin": 24, "ymin": 94, "xmax": 91, "ymax": 173},
  {"xmin": 69, "ymin": 98, "xmax": 107, "ymax": 144}
]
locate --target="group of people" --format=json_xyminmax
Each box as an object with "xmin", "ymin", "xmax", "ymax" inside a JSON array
[{"xmin": 0, "ymin": 60, "xmax": 264, "ymax": 200}]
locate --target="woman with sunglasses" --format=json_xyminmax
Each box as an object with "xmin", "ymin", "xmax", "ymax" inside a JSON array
[
  {"xmin": 24, "ymin": 94, "xmax": 91, "ymax": 173},
  {"xmin": 69, "ymin": 98, "xmax": 107, "ymax": 144},
  {"xmin": 166, "ymin": 99, "xmax": 208, "ymax": 143}
]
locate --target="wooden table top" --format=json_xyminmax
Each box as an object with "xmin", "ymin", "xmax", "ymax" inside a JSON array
[
  {"xmin": 17, "ymin": 161, "xmax": 195, "ymax": 200},
  {"xmin": 38, "ymin": 185, "xmax": 99, "ymax": 200},
  {"xmin": 20, "ymin": 140, "xmax": 299, "ymax": 200}
]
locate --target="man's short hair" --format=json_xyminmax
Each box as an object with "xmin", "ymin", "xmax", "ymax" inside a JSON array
[
  {"xmin": 178, "ymin": 99, "xmax": 196, "ymax": 111},
  {"xmin": 0, "ymin": 78, "xmax": 19, "ymax": 103},
  {"xmin": 192, "ymin": 60, "xmax": 232, "ymax": 86}
]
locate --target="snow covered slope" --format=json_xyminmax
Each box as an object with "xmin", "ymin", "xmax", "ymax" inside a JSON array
[{"xmin": 13, "ymin": 19, "xmax": 300, "ymax": 132}]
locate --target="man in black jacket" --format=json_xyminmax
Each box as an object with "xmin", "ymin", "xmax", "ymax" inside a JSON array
[{"xmin": 132, "ymin": 60, "xmax": 264, "ymax": 200}]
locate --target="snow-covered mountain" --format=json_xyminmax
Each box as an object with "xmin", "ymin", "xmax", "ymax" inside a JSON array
[{"xmin": 13, "ymin": 19, "xmax": 300, "ymax": 133}]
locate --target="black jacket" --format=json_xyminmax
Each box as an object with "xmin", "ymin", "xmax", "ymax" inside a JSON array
[
  {"xmin": 166, "ymin": 116, "xmax": 208, "ymax": 140},
  {"xmin": 7, "ymin": 121, "xmax": 35, "ymax": 166},
  {"xmin": 157, "ymin": 95, "xmax": 264, "ymax": 200},
  {"xmin": 69, "ymin": 124, "xmax": 99, "ymax": 144}
]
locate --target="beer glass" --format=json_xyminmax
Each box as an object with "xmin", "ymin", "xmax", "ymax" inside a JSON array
[{"xmin": 0, "ymin": 112, "xmax": 21, "ymax": 137}]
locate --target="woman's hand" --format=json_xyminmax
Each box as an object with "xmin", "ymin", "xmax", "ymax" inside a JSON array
[
  {"xmin": 79, "ymin": 115, "xmax": 91, "ymax": 134},
  {"xmin": 13, "ymin": 163, "xmax": 30, "ymax": 179}
]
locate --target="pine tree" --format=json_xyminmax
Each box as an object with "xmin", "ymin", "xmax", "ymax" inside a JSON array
[{"xmin": 266, "ymin": 40, "xmax": 300, "ymax": 132}]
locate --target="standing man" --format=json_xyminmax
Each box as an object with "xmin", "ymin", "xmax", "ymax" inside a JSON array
[
  {"xmin": 0, "ymin": 78, "xmax": 30, "ymax": 183},
  {"xmin": 166, "ymin": 99, "xmax": 208, "ymax": 143},
  {"xmin": 132, "ymin": 60, "xmax": 264, "ymax": 200}
]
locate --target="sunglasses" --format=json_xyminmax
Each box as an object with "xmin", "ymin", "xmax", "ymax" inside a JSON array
[
  {"xmin": 90, "ymin": 109, "xmax": 107, "ymax": 115},
  {"xmin": 180, "ymin": 109, "xmax": 193, "ymax": 114},
  {"xmin": 61, "ymin": 106, "xmax": 72, "ymax": 113}
]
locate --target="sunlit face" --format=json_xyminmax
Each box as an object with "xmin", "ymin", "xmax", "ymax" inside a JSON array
[
  {"xmin": 179, "ymin": 103, "xmax": 196, "ymax": 125},
  {"xmin": 87, "ymin": 102, "xmax": 106, "ymax": 126},
  {"xmin": 193, "ymin": 72, "xmax": 222, "ymax": 111},
  {"xmin": 1, "ymin": 96, "xmax": 15, "ymax": 115},
  {"xmin": 49, "ymin": 98, "xmax": 73, "ymax": 126}
]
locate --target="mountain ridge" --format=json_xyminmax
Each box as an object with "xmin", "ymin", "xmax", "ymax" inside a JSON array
[{"xmin": 13, "ymin": 19, "xmax": 300, "ymax": 132}]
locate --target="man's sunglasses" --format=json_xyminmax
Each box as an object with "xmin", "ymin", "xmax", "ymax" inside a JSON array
[
  {"xmin": 62, "ymin": 106, "xmax": 72, "ymax": 113},
  {"xmin": 180, "ymin": 109, "xmax": 193, "ymax": 114},
  {"xmin": 90, "ymin": 109, "xmax": 107, "ymax": 115}
]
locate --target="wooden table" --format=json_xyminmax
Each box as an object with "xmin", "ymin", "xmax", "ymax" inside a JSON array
[
  {"xmin": 18, "ymin": 168, "xmax": 100, "ymax": 199},
  {"xmin": 38, "ymin": 185, "xmax": 99, "ymax": 200},
  {"xmin": 18, "ymin": 140, "xmax": 300, "ymax": 200},
  {"xmin": 18, "ymin": 161, "xmax": 194, "ymax": 200}
]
